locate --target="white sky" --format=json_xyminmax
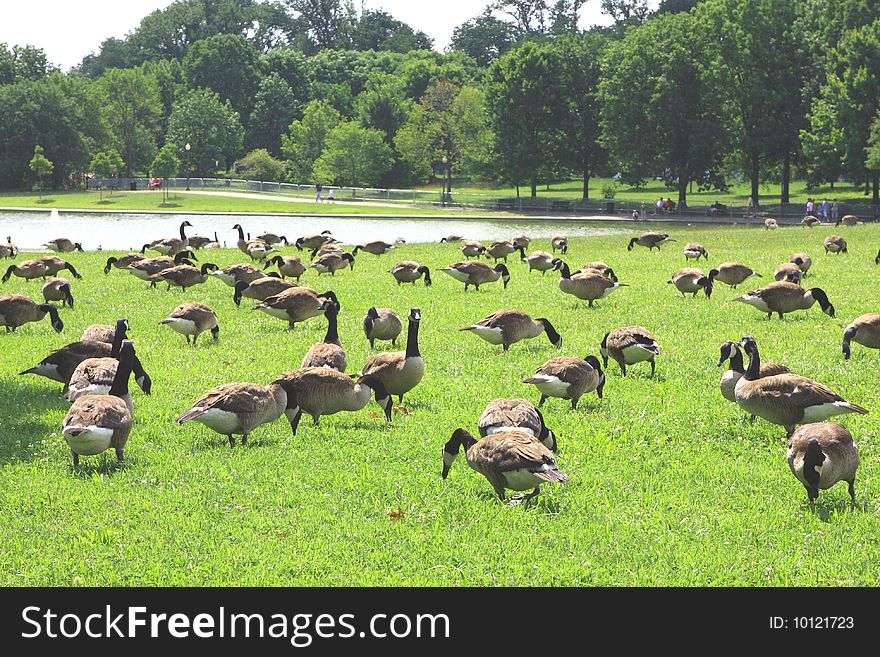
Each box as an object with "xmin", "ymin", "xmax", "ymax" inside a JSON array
[{"xmin": 0, "ymin": 0, "xmax": 638, "ymax": 71}]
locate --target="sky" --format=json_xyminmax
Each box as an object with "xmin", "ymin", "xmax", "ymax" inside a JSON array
[{"xmin": 0, "ymin": 0, "xmax": 631, "ymax": 71}]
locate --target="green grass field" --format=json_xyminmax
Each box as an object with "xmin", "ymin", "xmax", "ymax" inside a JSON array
[{"xmin": 1, "ymin": 222, "xmax": 878, "ymax": 586}]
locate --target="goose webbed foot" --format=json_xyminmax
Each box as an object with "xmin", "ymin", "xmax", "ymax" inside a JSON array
[{"xmin": 228, "ymin": 435, "xmax": 235, "ymax": 448}]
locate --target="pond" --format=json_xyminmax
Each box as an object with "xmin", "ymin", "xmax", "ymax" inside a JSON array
[{"xmin": 1, "ymin": 210, "xmax": 633, "ymax": 252}]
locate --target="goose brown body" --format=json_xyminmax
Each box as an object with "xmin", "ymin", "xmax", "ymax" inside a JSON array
[
  {"xmin": 233, "ymin": 275, "xmax": 296, "ymax": 305},
  {"xmin": 459, "ymin": 241, "xmax": 485, "ymax": 258},
  {"xmin": 354, "ymin": 241, "xmax": 394, "ymax": 256},
  {"xmin": 485, "ymin": 240, "xmax": 516, "ymax": 262},
  {"xmin": 159, "ymin": 302, "xmax": 219, "ymax": 344},
  {"xmin": 523, "ymin": 355, "xmax": 604, "ymax": 409},
  {"xmin": 209, "ymin": 263, "xmax": 266, "ymax": 287},
  {"xmin": 824, "ymin": 235, "xmax": 847, "ymax": 254},
  {"xmin": 359, "ymin": 308, "xmax": 423, "ymax": 401},
  {"xmin": 628, "ymin": 232, "xmax": 674, "ymax": 251},
  {"xmin": 3, "ymin": 259, "xmax": 49, "ymax": 282},
  {"xmin": 301, "ymin": 303, "xmax": 346, "ymax": 371},
  {"xmin": 551, "ymin": 236, "xmax": 568, "ymax": 254},
  {"xmin": 440, "ymin": 261, "xmax": 509, "ymax": 291},
  {"xmin": 708, "ymin": 262, "xmax": 760, "ymax": 288},
  {"xmin": 45, "ymin": 238, "xmax": 83, "ymax": 253},
  {"xmin": 461, "ymin": 309, "xmax": 562, "ymax": 352},
  {"xmin": 253, "ymin": 288, "xmax": 337, "ymax": 328},
  {"xmin": 790, "ymin": 253, "xmax": 812, "ymax": 275},
  {"xmin": 267, "ymin": 255, "xmax": 306, "ymax": 280},
  {"xmin": 683, "ymin": 242, "xmax": 708, "ymax": 260},
  {"xmin": 553, "ymin": 260, "xmax": 625, "ymax": 307},
  {"xmin": 0, "ymin": 294, "xmax": 63, "ymax": 333},
  {"xmin": 389, "ymin": 261, "xmax": 431, "ymax": 285},
  {"xmin": 309, "ymin": 251, "xmax": 354, "ymax": 275},
  {"xmin": 600, "ymin": 326, "xmax": 660, "ymax": 376},
  {"xmin": 773, "ymin": 263, "xmax": 803, "ymax": 284},
  {"xmin": 669, "ymin": 267, "xmax": 712, "ymax": 297},
  {"xmin": 151, "ymin": 263, "xmax": 217, "ymax": 290},
  {"xmin": 38, "ymin": 256, "xmax": 82, "ymax": 279},
  {"xmin": 477, "ymin": 398, "xmax": 556, "ymax": 451},
  {"xmin": 520, "ymin": 250, "xmax": 555, "ymax": 274},
  {"xmin": 842, "ymin": 313, "xmax": 880, "ymax": 360},
  {"xmin": 732, "ymin": 281, "xmax": 835, "ymax": 319},
  {"xmin": 42, "ymin": 278, "xmax": 74, "ymax": 307},
  {"xmin": 104, "ymin": 253, "xmax": 145, "ymax": 274},
  {"xmin": 787, "ymin": 423, "xmax": 859, "ymax": 506},
  {"xmin": 363, "ymin": 307, "xmax": 402, "ymax": 348}
]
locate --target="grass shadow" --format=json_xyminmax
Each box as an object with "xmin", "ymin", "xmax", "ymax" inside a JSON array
[
  {"xmin": 0, "ymin": 377, "xmax": 65, "ymax": 464},
  {"xmin": 35, "ymin": 198, "xmax": 56, "ymax": 205},
  {"xmin": 69, "ymin": 453, "xmax": 130, "ymax": 477}
]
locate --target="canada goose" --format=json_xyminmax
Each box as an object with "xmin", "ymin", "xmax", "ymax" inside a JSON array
[
  {"xmin": 103, "ymin": 252, "xmax": 145, "ymax": 274},
  {"xmin": 301, "ymin": 303, "xmax": 346, "ymax": 371},
  {"xmin": 353, "ymin": 241, "xmax": 394, "ymax": 256},
  {"xmin": 276, "ymin": 368, "xmax": 392, "ymax": 435},
  {"xmin": 551, "ymin": 236, "xmax": 568, "ymax": 254},
  {"xmin": 787, "ymin": 423, "xmax": 859, "ymax": 507},
  {"xmin": 389, "ymin": 261, "xmax": 432, "ymax": 286},
  {"xmin": 0, "ymin": 295, "xmax": 63, "ymax": 333},
  {"xmin": 127, "ymin": 251, "xmax": 195, "ymax": 281},
  {"xmin": 294, "ymin": 231, "xmax": 335, "ymax": 251},
  {"xmin": 80, "ymin": 318, "xmax": 129, "ymax": 344},
  {"xmin": 838, "ymin": 214, "xmax": 859, "ymax": 227},
  {"xmin": 256, "ymin": 232, "xmax": 288, "ymax": 246},
  {"xmin": 358, "ymin": 308, "xmax": 423, "ymax": 402},
  {"xmin": 717, "ymin": 341, "xmax": 791, "ymax": 405},
  {"xmin": 308, "ymin": 251, "xmax": 355, "ymax": 275},
  {"xmin": 209, "ymin": 262, "xmax": 266, "ymax": 287},
  {"xmin": 732, "ymin": 281, "xmax": 835, "ymax": 319},
  {"xmin": 44, "ymin": 238, "xmax": 83, "ymax": 253},
  {"xmin": 519, "ymin": 248, "xmax": 555, "ymax": 274},
  {"xmin": 0, "ymin": 236, "xmax": 16, "ymax": 259},
  {"xmin": 66, "ymin": 344, "xmax": 152, "ymax": 410},
  {"xmin": 552, "ymin": 259, "xmax": 626, "ymax": 307},
  {"xmin": 709, "ymin": 262, "xmax": 761, "ymax": 288},
  {"xmin": 3, "ymin": 259, "xmax": 50, "ymax": 282},
  {"xmin": 232, "ymin": 224, "xmax": 252, "ymax": 255},
  {"xmin": 440, "ymin": 261, "xmax": 510, "ymax": 291},
  {"xmin": 37, "ymin": 256, "xmax": 82, "ymax": 279},
  {"xmin": 735, "ymin": 335, "xmax": 868, "ymax": 435},
  {"xmin": 764, "ymin": 218, "xmax": 778, "ymax": 230},
  {"xmin": 459, "ymin": 241, "xmax": 485, "ymax": 258},
  {"xmin": 773, "ymin": 263, "xmax": 803, "ymax": 284},
  {"xmin": 477, "ymin": 398, "xmax": 557, "ymax": 452},
  {"xmin": 186, "ymin": 232, "xmax": 215, "ymax": 250},
  {"xmin": 511, "ymin": 235, "xmax": 531, "ymax": 250},
  {"xmin": 790, "ymin": 253, "xmax": 812, "ymax": 276},
  {"xmin": 824, "ymin": 235, "xmax": 847, "ymax": 254},
  {"xmin": 245, "ymin": 239, "xmax": 273, "ymax": 261},
  {"xmin": 460, "ymin": 309, "xmax": 561, "ymax": 352},
  {"xmin": 802, "ymin": 215, "xmax": 820, "ymax": 227},
  {"xmin": 159, "ymin": 302, "xmax": 219, "ymax": 345},
  {"xmin": 441, "ymin": 428, "xmax": 568, "ymax": 503},
  {"xmin": 42, "ymin": 278, "xmax": 74, "ymax": 308},
  {"xmin": 233, "ymin": 275, "xmax": 296, "ymax": 306},
  {"xmin": 143, "ymin": 221, "xmax": 192, "ymax": 255},
  {"xmin": 202, "ymin": 231, "xmax": 221, "ymax": 249},
  {"xmin": 150, "ymin": 263, "xmax": 218, "ymax": 290},
  {"xmin": 523, "ymin": 355, "xmax": 604, "ymax": 409},
  {"xmin": 62, "ymin": 339, "xmax": 139, "ymax": 467},
  {"xmin": 310, "ymin": 243, "xmax": 344, "ymax": 260},
  {"xmin": 842, "ymin": 313, "xmax": 880, "ymax": 360},
  {"xmin": 485, "ymin": 240, "xmax": 516, "ymax": 262},
  {"xmin": 600, "ymin": 326, "xmax": 661, "ymax": 376},
  {"xmin": 580, "ymin": 262, "xmax": 618, "ymax": 281},
  {"xmin": 176, "ymin": 379, "xmax": 289, "ymax": 447},
  {"xmin": 683, "ymin": 242, "xmax": 708, "ymax": 260},
  {"xmin": 668, "ymin": 268, "xmax": 713, "ymax": 298},
  {"xmin": 440, "ymin": 235, "xmax": 463, "ymax": 243},
  {"xmin": 253, "ymin": 288, "xmax": 339, "ymax": 329},
  {"xmin": 627, "ymin": 232, "xmax": 675, "ymax": 251},
  {"xmin": 363, "ymin": 307, "xmax": 402, "ymax": 348},
  {"xmin": 266, "ymin": 255, "xmax": 306, "ymax": 280}
]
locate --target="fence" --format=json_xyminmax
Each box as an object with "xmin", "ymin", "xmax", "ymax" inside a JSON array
[{"xmin": 85, "ymin": 176, "xmax": 880, "ymax": 220}]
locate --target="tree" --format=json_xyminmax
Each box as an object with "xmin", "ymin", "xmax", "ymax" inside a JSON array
[
  {"xmin": 657, "ymin": 0, "xmax": 703, "ymax": 13},
  {"xmin": 89, "ymin": 149, "xmax": 125, "ymax": 200},
  {"xmin": 312, "ymin": 122, "xmax": 393, "ymax": 187},
  {"xmin": 491, "ymin": 1, "xmax": 550, "ymax": 35},
  {"xmin": 183, "ymin": 34, "xmax": 263, "ymax": 119},
  {"xmin": 262, "ymin": 48, "xmax": 312, "ymax": 107},
  {"xmin": 351, "ymin": 10, "xmax": 433, "ymax": 52},
  {"xmin": 866, "ymin": 110, "xmax": 880, "ymax": 172},
  {"xmin": 281, "ymin": 99, "xmax": 342, "ymax": 183},
  {"xmin": 799, "ymin": 98, "xmax": 845, "ymax": 189},
  {"xmin": 449, "ymin": 11, "xmax": 519, "ymax": 68},
  {"xmin": 234, "ymin": 149, "xmax": 287, "ymax": 181},
  {"xmin": 151, "ymin": 144, "xmax": 180, "ymax": 203},
  {"xmin": 549, "ymin": 1, "xmax": 588, "ymax": 34},
  {"xmin": 29, "ymin": 145, "xmax": 54, "ymax": 198},
  {"xmin": 247, "ymin": 73, "xmax": 299, "ymax": 156},
  {"xmin": 166, "ymin": 89, "xmax": 245, "ymax": 175},
  {"xmin": 600, "ymin": 0, "xmax": 651, "ymax": 24},
  {"xmin": 283, "ymin": 0, "xmax": 356, "ymax": 50}
]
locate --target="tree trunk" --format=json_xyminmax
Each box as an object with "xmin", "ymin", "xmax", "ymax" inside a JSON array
[
  {"xmin": 582, "ymin": 169, "xmax": 590, "ymax": 200},
  {"xmin": 750, "ymin": 153, "xmax": 760, "ymax": 206},
  {"xmin": 873, "ymin": 174, "xmax": 879, "ymax": 206},
  {"xmin": 864, "ymin": 174, "xmax": 870, "ymax": 196},
  {"xmin": 678, "ymin": 174, "xmax": 689, "ymax": 206},
  {"xmin": 446, "ymin": 164, "xmax": 452, "ymax": 195},
  {"xmin": 781, "ymin": 152, "xmax": 791, "ymax": 204},
  {"xmin": 530, "ymin": 174, "xmax": 537, "ymax": 198},
  {"xmin": 515, "ymin": 184, "xmax": 520, "ymax": 198}
]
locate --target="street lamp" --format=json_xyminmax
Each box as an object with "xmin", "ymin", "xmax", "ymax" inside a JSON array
[
  {"xmin": 185, "ymin": 142, "xmax": 191, "ymax": 191},
  {"xmin": 441, "ymin": 155, "xmax": 448, "ymax": 206}
]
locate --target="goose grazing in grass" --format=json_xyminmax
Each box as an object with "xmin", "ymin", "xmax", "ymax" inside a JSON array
[
  {"xmin": 42, "ymin": 278, "xmax": 74, "ymax": 308},
  {"xmin": 824, "ymin": 235, "xmax": 847, "ymax": 254},
  {"xmin": 266, "ymin": 255, "xmax": 306, "ymax": 281},
  {"xmin": 787, "ymin": 423, "xmax": 859, "ymax": 507},
  {"xmin": 127, "ymin": 251, "xmax": 196, "ymax": 281},
  {"xmin": 186, "ymin": 232, "xmax": 215, "ymax": 250},
  {"xmin": 459, "ymin": 241, "xmax": 485, "ymax": 258},
  {"xmin": 363, "ymin": 307, "xmax": 402, "ymax": 348},
  {"xmin": 0, "ymin": 295, "xmax": 63, "ymax": 333},
  {"xmin": 460, "ymin": 309, "xmax": 561, "ymax": 352},
  {"xmin": 311, "ymin": 243, "xmax": 344, "ymax": 260},
  {"xmin": 294, "ymin": 231, "xmax": 335, "ymax": 251},
  {"xmin": 80, "ymin": 318, "xmax": 130, "ymax": 344},
  {"xmin": 62, "ymin": 340, "xmax": 139, "ymax": 467},
  {"xmin": 37, "ymin": 256, "xmax": 82, "ymax": 279},
  {"xmin": 485, "ymin": 240, "xmax": 516, "ymax": 262},
  {"xmin": 523, "ymin": 355, "xmax": 604, "ymax": 410},
  {"xmin": 627, "ymin": 232, "xmax": 675, "ymax": 251},
  {"xmin": 801, "ymin": 215, "xmax": 820, "ymax": 227},
  {"xmin": 789, "ymin": 253, "xmax": 812, "ymax": 276},
  {"xmin": 552, "ymin": 259, "xmax": 627, "ymax": 307},
  {"xmin": 441, "ymin": 428, "xmax": 568, "ymax": 504},
  {"xmin": 440, "ymin": 261, "xmax": 510, "ymax": 291},
  {"xmin": 353, "ymin": 241, "xmax": 395, "ymax": 256},
  {"xmin": 842, "ymin": 313, "xmax": 880, "ymax": 360},
  {"xmin": 233, "ymin": 275, "xmax": 296, "ymax": 306},
  {"xmin": 440, "ymin": 235, "xmax": 463, "ymax": 243},
  {"xmin": 44, "ymin": 238, "xmax": 83, "ymax": 253},
  {"xmin": 600, "ymin": 326, "xmax": 661, "ymax": 376},
  {"xmin": 176, "ymin": 379, "xmax": 290, "ymax": 448},
  {"xmin": 734, "ymin": 335, "xmax": 868, "ymax": 436},
  {"xmin": 683, "ymin": 242, "xmax": 708, "ymax": 261},
  {"xmin": 389, "ymin": 261, "xmax": 431, "ymax": 286},
  {"xmin": 0, "ymin": 236, "xmax": 16, "ymax": 259},
  {"xmin": 202, "ymin": 231, "xmax": 221, "ymax": 249},
  {"xmin": 359, "ymin": 307, "xmax": 424, "ymax": 402},
  {"xmin": 256, "ymin": 232, "xmax": 288, "ymax": 246},
  {"xmin": 519, "ymin": 248, "xmax": 556, "ymax": 274},
  {"xmin": 839, "ymin": 214, "xmax": 859, "ymax": 227},
  {"xmin": 709, "ymin": 263, "xmax": 761, "ymax": 289},
  {"xmin": 103, "ymin": 252, "xmax": 146, "ymax": 274},
  {"xmin": 253, "ymin": 288, "xmax": 339, "ymax": 329},
  {"xmin": 232, "ymin": 224, "xmax": 252, "ymax": 255},
  {"xmin": 732, "ymin": 281, "xmax": 835, "ymax": 320},
  {"xmin": 477, "ymin": 398, "xmax": 557, "ymax": 452},
  {"xmin": 301, "ymin": 302, "xmax": 346, "ymax": 371},
  {"xmin": 511, "ymin": 235, "xmax": 531, "ymax": 250},
  {"xmin": 668, "ymin": 268, "xmax": 713, "ymax": 298},
  {"xmin": 209, "ymin": 262, "xmax": 265, "ymax": 287},
  {"xmin": 579, "ymin": 262, "xmax": 617, "ymax": 280},
  {"xmin": 764, "ymin": 218, "xmax": 778, "ymax": 230},
  {"xmin": 275, "ymin": 368, "xmax": 392, "ymax": 435},
  {"xmin": 150, "ymin": 263, "xmax": 218, "ymax": 290},
  {"xmin": 159, "ymin": 302, "xmax": 219, "ymax": 345},
  {"xmin": 551, "ymin": 236, "xmax": 568, "ymax": 254},
  {"xmin": 67, "ymin": 341, "xmax": 152, "ymax": 410},
  {"xmin": 143, "ymin": 221, "xmax": 192, "ymax": 255},
  {"xmin": 3, "ymin": 259, "xmax": 50, "ymax": 282},
  {"xmin": 308, "ymin": 251, "xmax": 355, "ymax": 275},
  {"xmin": 717, "ymin": 341, "xmax": 791, "ymax": 408},
  {"xmin": 245, "ymin": 239, "xmax": 273, "ymax": 262},
  {"xmin": 773, "ymin": 263, "xmax": 802, "ymax": 284}
]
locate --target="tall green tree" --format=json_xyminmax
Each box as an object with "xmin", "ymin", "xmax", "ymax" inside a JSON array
[
  {"xmin": 281, "ymin": 99, "xmax": 342, "ymax": 183},
  {"xmin": 449, "ymin": 11, "xmax": 519, "ymax": 68},
  {"xmin": 90, "ymin": 149, "xmax": 125, "ymax": 200},
  {"xmin": 183, "ymin": 34, "xmax": 263, "ymax": 119},
  {"xmin": 166, "ymin": 89, "xmax": 245, "ymax": 175},
  {"xmin": 351, "ymin": 10, "xmax": 434, "ymax": 52},
  {"xmin": 247, "ymin": 73, "xmax": 299, "ymax": 156},
  {"xmin": 234, "ymin": 149, "xmax": 287, "ymax": 181},
  {"xmin": 313, "ymin": 122, "xmax": 393, "ymax": 187},
  {"xmin": 151, "ymin": 143, "xmax": 180, "ymax": 203},
  {"xmin": 29, "ymin": 145, "xmax": 54, "ymax": 197},
  {"xmin": 283, "ymin": 0, "xmax": 356, "ymax": 50}
]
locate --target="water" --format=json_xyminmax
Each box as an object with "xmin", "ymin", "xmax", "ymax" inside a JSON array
[{"xmin": 1, "ymin": 210, "xmax": 632, "ymax": 252}]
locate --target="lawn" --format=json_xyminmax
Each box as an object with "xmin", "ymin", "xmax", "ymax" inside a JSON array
[{"xmin": 0, "ymin": 222, "xmax": 878, "ymax": 586}]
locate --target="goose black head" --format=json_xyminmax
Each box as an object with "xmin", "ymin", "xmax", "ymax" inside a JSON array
[
  {"xmin": 321, "ymin": 290, "xmax": 340, "ymax": 311},
  {"xmin": 717, "ymin": 341, "xmax": 739, "ymax": 367},
  {"xmin": 495, "ymin": 263, "xmax": 510, "ymax": 289},
  {"xmin": 60, "ymin": 283, "xmax": 74, "ymax": 309},
  {"xmin": 408, "ymin": 307, "xmax": 421, "ymax": 323},
  {"xmin": 585, "ymin": 355, "xmax": 605, "ymax": 398},
  {"xmin": 233, "ymin": 280, "xmax": 248, "ymax": 306},
  {"xmin": 358, "ymin": 375, "xmax": 392, "ymax": 421},
  {"xmin": 802, "ymin": 438, "xmax": 826, "ymax": 504},
  {"xmin": 627, "ymin": 237, "xmax": 638, "ymax": 251},
  {"xmin": 442, "ymin": 428, "xmax": 477, "ymax": 479},
  {"xmin": 39, "ymin": 304, "xmax": 64, "ymax": 333},
  {"xmin": 809, "ymin": 288, "xmax": 835, "ymax": 317}
]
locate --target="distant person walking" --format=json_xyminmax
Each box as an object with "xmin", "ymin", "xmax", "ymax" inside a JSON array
[
  {"xmin": 640, "ymin": 201, "xmax": 646, "ymax": 221},
  {"xmin": 328, "ymin": 188, "xmax": 334, "ymax": 204},
  {"xmin": 315, "ymin": 182, "xmax": 323, "ymax": 202},
  {"xmin": 821, "ymin": 198, "xmax": 830, "ymax": 221},
  {"xmin": 746, "ymin": 196, "xmax": 755, "ymax": 219},
  {"xmin": 831, "ymin": 200, "xmax": 840, "ymax": 224}
]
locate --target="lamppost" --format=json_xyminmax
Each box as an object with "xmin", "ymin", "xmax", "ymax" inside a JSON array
[
  {"xmin": 185, "ymin": 142, "xmax": 191, "ymax": 191},
  {"xmin": 441, "ymin": 155, "xmax": 448, "ymax": 206}
]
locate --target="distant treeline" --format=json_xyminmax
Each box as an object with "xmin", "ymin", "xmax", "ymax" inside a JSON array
[{"xmin": 2, "ymin": 0, "xmax": 879, "ymax": 205}]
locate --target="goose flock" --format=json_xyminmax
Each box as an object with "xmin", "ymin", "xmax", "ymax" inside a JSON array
[{"xmin": 1, "ymin": 219, "xmax": 877, "ymax": 509}]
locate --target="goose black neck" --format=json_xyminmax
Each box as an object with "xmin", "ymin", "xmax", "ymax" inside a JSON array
[
  {"xmin": 109, "ymin": 343, "xmax": 135, "ymax": 397},
  {"xmin": 406, "ymin": 317, "xmax": 421, "ymax": 358},
  {"xmin": 235, "ymin": 225, "xmax": 244, "ymax": 240},
  {"xmin": 557, "ymin": 261, "xmax": 571, "ymax": 279},
  {"xmin": 728, "ymin": 346, "xmax": 744, "ymax": 373},
  {"xmin": 179, "ymin": 223, "xmax": 188, "ymax": 239},
  {"xmin": 110, "ymin": 323, "xmax": 127, "ymax": 357},
  {"xmin": 324, "ymin": 307, "xmax": 339, "ymax": 344},
  {"xmin": 743, "ymin": 343, "xmax": 761, "ymax": 380}
]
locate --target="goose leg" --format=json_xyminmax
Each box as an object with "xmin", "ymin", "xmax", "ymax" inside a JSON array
[
  {"xmin": 848, "ymin": 479, "xmax": 856, "ymax": 508},
  {"xmin": 72, "ymin": 451, "xmax": 79, "ymax": 468},
  {"xmin": 570, "ymin": 398, "xmax": 578, "ymax": 410},
  {"xmin": 242, "ymin": 434, "xmax": 248, "ymax": 446},
  {"xmin": 289, "ymin": 409, "xmax": 302, "ymax": 435},
  {"xmin": 650, "ymin": 358, "xmax": 656, "ymax": 376},
  {"xmin": 116, "ymin": 448, "xmax": 124, "ymax": 463},
  {"xmin": 538, "ymin": 394, "xmax": 547, "ymax": 407},
  {"xmin": 228, "ymin": 435, "xmax": 235, "ymax": 448}
]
